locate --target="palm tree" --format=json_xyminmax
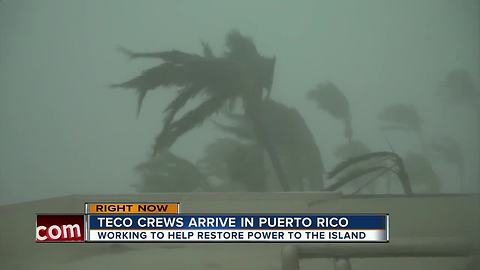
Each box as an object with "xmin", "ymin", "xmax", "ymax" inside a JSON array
[
  {"xmin": 307, "ymin": 82, "xmax": 353, "ymax": 142},
  {"xmin": 111, "ymin": 30, "xmax": 290, "ymax": 191},
  {"xmin": 440, "ymin": 69, "xmax": 478, "ymax": 186},
  {"xmin": 326, "ymin": 151, "xmax": 413, "ymax": 195},
  {"xmin": 334, "ymin": 141, "xmax": 379, "ymax": 194}
]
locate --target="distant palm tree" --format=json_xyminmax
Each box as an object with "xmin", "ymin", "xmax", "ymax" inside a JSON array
[
  {"xmin": 307, "ymin": 82, "xmax": 353, "ymax": 142},
  {"xmin": 440, "ymin": 69, "xmax": 478, "ymax": 186},
  {"xmin": 326, "ymin": 151, "xmax": 413, "ymax": 195},
  {"xmin": 112, "ymin": 30, "xmax": 291, "ymax": 190}
]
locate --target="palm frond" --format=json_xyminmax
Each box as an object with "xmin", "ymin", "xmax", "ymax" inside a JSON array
[
  {"xmin": 110, "ymin": 63, "xmax": 186, "ymax": 116},
  {"xmin": 163, "ymin": 85, "xmax": 204, "ymax": 127},
  {"xmin": 325, "ymin": 166, "xmax": 388, "ymax": 191},
  {"xmin": 117, "ymin": 46, "xmax": 202, "ymax": 62},
  {"xmin": 153, "ymin": 95, "xmax": 227, "ymax": 155},
  {"xmin": 328, "ymin": 151, "xmax": 396, "ymax": 179},
  {"xmin": 327, "ymin": 151, "xmax": 413, "ymax": 194},
  {"xmin": 307, "ymin": 82, "xmax": 352, "ymax": 141},
  {"xmin": 378, "ymin": 103, "xmax": 422, "ymax": 133}
]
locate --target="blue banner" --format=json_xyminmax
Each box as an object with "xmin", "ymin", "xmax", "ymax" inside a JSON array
[{"xmin": 88, "ymin": 214, "xmax": 387, "ymax": 230}]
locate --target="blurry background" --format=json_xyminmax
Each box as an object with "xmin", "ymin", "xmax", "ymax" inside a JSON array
[{"xmin": 0, "ymin": 0, "xmax": 478, "ymax": 204}]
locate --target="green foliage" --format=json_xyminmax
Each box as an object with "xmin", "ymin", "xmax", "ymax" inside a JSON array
[{"xmin": 326, "ymin": 151, "xmax": 412, "ymax": 194}]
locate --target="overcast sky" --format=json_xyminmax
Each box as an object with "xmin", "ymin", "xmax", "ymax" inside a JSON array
[{"xmin": 1, "ymin": 0, "xmax": 479, "ymax": 204}]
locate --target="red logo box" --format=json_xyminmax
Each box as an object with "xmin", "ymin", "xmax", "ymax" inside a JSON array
[{"xmin": 36, "ymin": 215, "xmax": 85, "ymax": 242}]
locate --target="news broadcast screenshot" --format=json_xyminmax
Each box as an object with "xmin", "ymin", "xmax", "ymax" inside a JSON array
[{"xmin": 1, "ymin": 1, "xmax": 479, "ymax": 269}]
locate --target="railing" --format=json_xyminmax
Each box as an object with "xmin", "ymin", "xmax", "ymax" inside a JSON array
[{"xmin": 281, "ymin": 237, "xmax": 477, "ymax": 270}]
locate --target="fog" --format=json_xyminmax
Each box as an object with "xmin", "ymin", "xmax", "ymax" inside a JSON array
[{"xmin": 0, "ymin": 0, "xmax": 479, "ymax": 204}]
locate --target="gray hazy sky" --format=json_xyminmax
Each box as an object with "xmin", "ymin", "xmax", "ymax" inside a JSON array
[{"xmin": 1, "ymin": 0, "xmax": 479, "ymax": 204}]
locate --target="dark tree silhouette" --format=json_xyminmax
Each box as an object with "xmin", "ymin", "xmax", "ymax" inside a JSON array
[
  {"xmin": 112, "ymin": 31, "xmax": 291, "ymax": 190},
  {"xmin": 440, "ymin": 69, "xmax": 478, "ymax": 187},
  {"xmin": 307, "ymin": 82, "xmax": 353, "ymax": 142}
]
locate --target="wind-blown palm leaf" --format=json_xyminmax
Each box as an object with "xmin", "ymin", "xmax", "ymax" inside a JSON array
[
  {"xmin": 325, "ymin": 166, "xmax": 388, "ymax": 192},
  {"xmin": 110, "ymin": 63, "xmax": 186, "ymax": 116},
  {"xmin": 307, "ymin": 82, "xmax": 352, "ymax": 141},
  {"xmin": 328, "ymin": 151, "xmax": 396, "ymax": 179},
  {"xmin": 163, "ymin": 85, "xmax": 204, "ymax": 127},
  {"xmin": 153, "ymin": 95, "xmax": 226, "ymax": 154},
  {"xmin": 378, "ymin": 103, "xmax": 422, "ymax": 133},
  {"xmin": 116, "ymin": 46, "xmax": 202, "ymax": 62},
  {"xmin": 327, "ymin": 151, "xmax": 412, "ymax": 194},
  {"xmin": 112, "ymin": 46, "xmax": 244, "ymax": 117}
]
